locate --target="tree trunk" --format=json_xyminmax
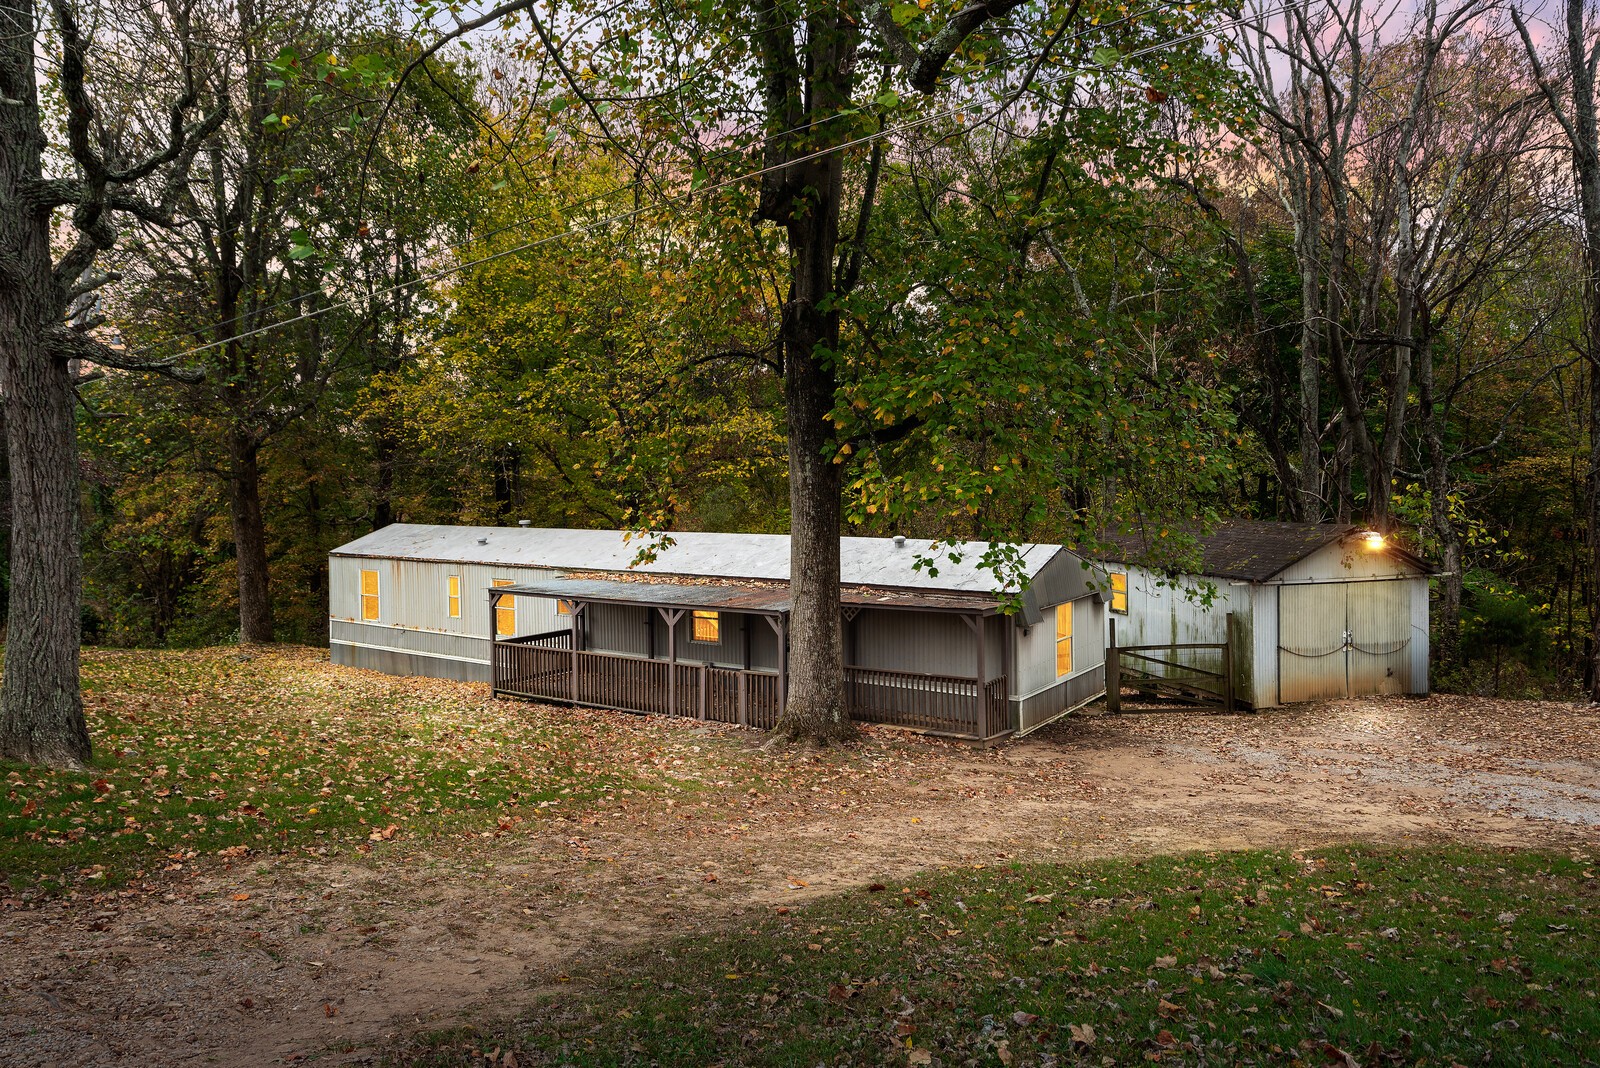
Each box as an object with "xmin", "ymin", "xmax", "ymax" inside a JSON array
[
  {"xmin": 1294, "ymin": 180, "xmax": 1323, "ymax": 522},
  {"xmin": 0, "ymin": 0, "xmax": 89, "ymax": 768},
  {"xmin": 229, "ymin": 431, "xmax": 274, "ymax": 643},
  {"xmin": 765, "ymin": 11, "xmax": 856, "ymax": 745},
  {"xmin": 1416, "ymin": 334, "xmax": 1462, "ymax": 665},
  {"xmin": 1561, "ymin": 0, "xmax": 1600, "ymax": 703}
]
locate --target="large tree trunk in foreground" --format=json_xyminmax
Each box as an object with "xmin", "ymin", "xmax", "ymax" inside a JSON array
[
  {"xmin": 0, "ymin": 345, "xmax": 86, "ymax": 766},
  {"xmin": 765, "ymin": 11, "xmax": 856, "ymax": 745},
  {"xmin": 0, "ymin": 0, "xmax": 89, "ymax": 766},
  {"xmin": 230, "ymin": 432, "xmax": 275, "ymax": 643}
]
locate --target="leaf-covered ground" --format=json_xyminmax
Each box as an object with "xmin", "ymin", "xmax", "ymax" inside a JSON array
[
  {"xmin": 395, "ymin": 845, "xmax": 1600, "ymax": 1067},
  {"xmin": 2, "ymin": 646, "xmax": 748, "ymax": 894},
  {"xmin": 2, "ymin": 648, "xmax": 1596, "ymax": 1066}
]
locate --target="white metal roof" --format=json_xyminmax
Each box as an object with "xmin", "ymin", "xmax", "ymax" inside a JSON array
[{"xmin": 329, "ymin": 524, "xmax": 1067, "ymax": 594}]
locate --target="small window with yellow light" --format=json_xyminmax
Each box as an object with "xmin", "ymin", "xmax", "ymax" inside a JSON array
[
  {"xmin": 447, "ymin": 575, "xmax": 460, "ymax": 619},
  {"xmin": 360, "ymin": 569, "xmax": 380, "ymax": 621},
  {"xmin": 556, "ymin": 599, "xmax": 572, "ymax": 616},
  {"xmin": 692, "ymin": 610, "xmax": 721, "ymax": 643},
  {"xmin": 1109, "ymin": 572, "xmax": 1128, "ymax": 615},
  {"xmin": 1055, "ymin": 603, "xmax": 1073, "ymax": 677},
  {"xmin": 491, "ymin": 579, "xmax": 516, "ymax": 637}
]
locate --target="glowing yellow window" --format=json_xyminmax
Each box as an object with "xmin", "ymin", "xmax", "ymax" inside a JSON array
[
  {"xmin": 447, "ymin": 575, "xmax": 461, "ymax": 619},
  {"xmin": 1055, "ymin": 603, "xmax": 1073, "ymax": 677},
  {"xmin": 492, "ymin": 579, "xmax": 516, "ymax": 637},
  {"xmin": 360, "ymin": 569, "xmax": 380, "ymax": 621},
  {"xmin": 556, "ymin": 599, "xmax": 572, "ymax": 615},
  {"xmin": 1109, "ymin": 572, "xmax": 1128, "ymax": 615},
  {"xmin": 692, "ymin": 610, "xmax": 720, "ymax": 643}
]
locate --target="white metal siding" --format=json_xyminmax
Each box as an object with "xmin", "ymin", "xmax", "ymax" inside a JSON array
[
  {"xmin": 1249, "ymin": 584, "xmax": 1279, "ymax": 708},
  {"xmin": 1109, "ymin": 567, "xmax": 1249, "ymax": 648},
  {"xmin": 1277, "ymin": 583, "xmax": 1349, "ymax": 702},
  {"xmin": 1408, "ymin": 577, "xmax": 1431, "ymax": 693},
  {"xmin": 1275, "ymin": 542, "xmax": 1414, "ymax": 583},
  {"xmin": 1346, "ymin": 580, "xmax": 1410, "ymax": 696},
  {"xmin": 329, "ymin": 556, "xmax": 562, "ymax": 639},
  {"xmin": 1013, "ymin": 596, "xmax": 1103, "ymax": 699}
]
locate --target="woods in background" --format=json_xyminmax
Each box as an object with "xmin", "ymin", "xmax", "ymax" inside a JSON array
[{"xmin": 11, "ymin": 0, "xmax": 1600, "ymax": 719}]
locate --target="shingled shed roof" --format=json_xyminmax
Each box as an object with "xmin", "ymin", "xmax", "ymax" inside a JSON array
[
  {"xmin": 330, "ymin": 524, "xmax": 1069, "ymax": 595},
  {"xmin": 1096, "ymin": 519, "xmax": 1432, "ymax": 582}
]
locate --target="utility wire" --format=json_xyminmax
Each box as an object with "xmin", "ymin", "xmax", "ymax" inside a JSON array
[{"xmin": 145, "ymin": 0, "xmax": 1163, "ymax": 345}]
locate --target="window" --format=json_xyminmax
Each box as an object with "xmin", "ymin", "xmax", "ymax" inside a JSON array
[
  {"xmin": 1109, "ymin": 572, "xmax": 1128, "ymax": 615},
  {"xmin": 691, "ymin": 610, "xmax": 721, "ymax": 643},
  {"xmin": 447, "ymin": 575, "xmax": 461, "ymax": 619},
  {"xmin": 492, "ymin": 579, "xmax": 516, "ymax": 637},
  {"xmin": 556, "ymin": 599, "xmax": 572, "ymax": 616},
  {"xmin": 1055, "ymin": 602, "xmax": 1073, "ymax": 677},
  {"xmin": 360, "ymin": 569, "xmax": 380, "ymax": 622}
]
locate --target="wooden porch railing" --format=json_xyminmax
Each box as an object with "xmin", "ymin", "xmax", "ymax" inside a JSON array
[
  {"xmin": 843, "ymin": 665, "xmax": 1000, "ymax": 738},
  {"xmin": 494, "ymin": 641, "xmax": 1007, "ymax": 739}
]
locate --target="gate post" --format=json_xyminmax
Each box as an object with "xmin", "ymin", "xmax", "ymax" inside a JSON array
[
  {"xmin": 1223, "ymin": 612, "xmax": 1236, "ymax": 712},
  {"xmin": 1107, "ymin": 618, "xmax": 1121, "ymax": 714}
]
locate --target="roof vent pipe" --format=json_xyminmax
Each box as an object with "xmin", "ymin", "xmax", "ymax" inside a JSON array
[
  {"xmin": 893, "ymin": 534, "xmax": 906, "ymax": 548},
  {"xmin": 477, "ymin": 537, "xmax": 489, "ymax": 545},
  {"xmin": 518, "ymin": 519, "xmax": 532, "ymax": 528}
]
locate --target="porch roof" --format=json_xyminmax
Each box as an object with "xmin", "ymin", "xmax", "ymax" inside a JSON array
[{"xmin": 492, "ymin": 576, "xmax": 1002, "ymax": 615}]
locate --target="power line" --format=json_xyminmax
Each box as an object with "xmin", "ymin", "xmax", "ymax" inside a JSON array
[{"xmin": 122, "ymin": 2, "xmax": 1270, "ymax": 366}]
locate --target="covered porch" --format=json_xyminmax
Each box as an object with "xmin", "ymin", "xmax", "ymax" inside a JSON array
[{"xmin": 488, "ymin": 577, "xmax": 1012, "ymax": 740}]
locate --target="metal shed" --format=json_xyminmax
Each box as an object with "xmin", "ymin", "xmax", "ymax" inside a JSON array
[
  {"xmin": 1094, "ymin": 521, "xmax": 1433, "ymax": 708},
  {"xmin": 327, "ymin": 525, "xmax": 1110, "ymax": 740}
]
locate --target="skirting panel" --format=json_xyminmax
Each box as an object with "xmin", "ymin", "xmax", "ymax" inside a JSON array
[
  {"xmin": 1014, "ymin": 665, "xmax": 1105, "ymax": 734},
  {"xmin": 331, "ymin": 640, "xmax": 491, "ymax": 683}
]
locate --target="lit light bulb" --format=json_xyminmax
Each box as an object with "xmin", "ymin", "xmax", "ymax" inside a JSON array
[{"xmin": 1363, "ymin": 531, "xmax": 1386, "ymax": 551}]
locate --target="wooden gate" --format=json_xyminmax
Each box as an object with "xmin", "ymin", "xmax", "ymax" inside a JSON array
[{"xmin": 1105, "ymin": 616, "xmax": 1238, "ymax": 713}]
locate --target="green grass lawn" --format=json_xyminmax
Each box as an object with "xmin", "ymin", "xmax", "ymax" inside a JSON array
[
  {"xmin": 397, "ymin": 845, "xmax": 1599, "ymax": 1067},
  {"xmin": 0, "ymin": 646, "xmax": 723, "ymax": 894}
]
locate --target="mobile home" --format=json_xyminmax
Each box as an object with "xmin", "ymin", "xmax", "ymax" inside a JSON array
[{"xmin": 328, "ymin": 525, "xmax": 1109, "ymax": 740}]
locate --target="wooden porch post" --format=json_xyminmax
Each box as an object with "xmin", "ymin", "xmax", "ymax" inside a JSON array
[
  {"xmin": 961, "ymin": 613, "xmax": 986, "ymax": 739},
  {"xmin": 1000, "ymin": 615, "xmax": 1013, "ymax": 733},
  {"xmin": 660, "ymin": 608, "xmax": 684, "ymax": 716},
  {"xmin": 974, "ymin": 613, "xmax": 987, "ymax": 739},
  {"xmin": 570, "ymin": 602, "xmax": 584, "ymax": 704},
  {"xmin": 841, "ymin": 607, "xmax": 859, "ymax": 719},
  {"xmin": 489, "ymin": 591, "xmax": 500, "ymax": 697},
  {"xmin": 765, "ymin": 614, "xmax": 788, "ymax": 716}
]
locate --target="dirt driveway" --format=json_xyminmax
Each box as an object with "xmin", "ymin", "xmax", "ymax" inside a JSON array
[{"xmin": 3, "ymin": 693, "xmax": 1596, "ymax": 1066}]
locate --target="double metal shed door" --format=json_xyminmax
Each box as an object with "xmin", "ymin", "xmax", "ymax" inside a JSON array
[{"xmin": 1278, "ymin": 581, "xmax": 1411, "ymax": 703}]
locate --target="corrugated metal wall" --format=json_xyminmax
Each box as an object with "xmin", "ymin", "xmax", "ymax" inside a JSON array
[
  {"xmin": 1250, "ymin": 585, "xmax": 1278, "ymax": 708},
  {"xmin": 587, "ymin": 604, "xmax": 652, "ymax": 657},
  {"xmin": 647, "ymin": 610, "xmax": 778, "ymax": 670},
  {"xmin": 333, "ymin": 642, "xmax": 489, "ymax": 682},
  {"xmin": 1276, "ymin": 543, "xmax": 1413, "ymax": 583},
  {"xmin": 1017, "ymin": 666, "xmax": 1105, "ymax": 734},
  {"xmin": 1346, "ymin": 578, "xmax": 1410, "ymax": 696},
  {"xmin": 330, "ymin": 620, "xmax": 488, "ymax": 663},
  {"xmin": 1407, "ymin": 577, "xmax": 1430, "ymax": 692},
  {"xmin": 1108, "ymin": 566, "xmax": 1250, "ymax": 648},
  {"xmin": 851, "ymin": 610, "xmax": 978, "ymax": 677},
  {"xmin": 1277, "ymin": 583, "xmax": 1350, "ymax": 702},
  {"xmin": 1274, "ymin": 570, "xmax": 1431, "ymax": 704}
]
